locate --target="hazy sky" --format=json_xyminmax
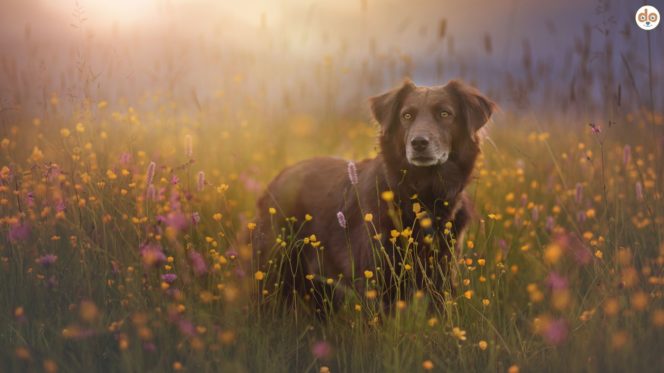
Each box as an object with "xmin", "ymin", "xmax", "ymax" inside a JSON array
[
  {"xmin": 1, "ymin": 0, "xmax": 661, "ymax": 112},
  {"xmin": 3, "ymin": 0, "xmax": 641, "ymax": 61}
]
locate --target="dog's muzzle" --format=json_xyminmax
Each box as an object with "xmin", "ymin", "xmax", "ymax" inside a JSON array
[{"xmin": 406, "ymin": 136, "xmax": 449, "ymax": 167}]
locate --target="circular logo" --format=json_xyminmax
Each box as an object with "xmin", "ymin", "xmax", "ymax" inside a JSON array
[{"xmin": 636, "ymin": 5, "xmax": 660, "ymax": 30}]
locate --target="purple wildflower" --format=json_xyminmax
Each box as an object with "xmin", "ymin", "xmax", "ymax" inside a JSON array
[
  {"xmin": 623, "ymin": 145, "xmax": 631, "ymax": 166},
  {"xmin": 111, "ymin": 260, "xmax": 121, "ymax": 274},
  {"xmin": 9, "ymin": 223, "xmax": 30, "ymax": 242},
  {"xmin": 546, "ymin": 272, "xmax": 568, "ymax": 290},
  {"xmin": 143, "ymin": 342, "xmax": 157, "ymax": 352},
  {"xmin": 311, "ymin": 340, "xmax": 333, "ymax": 359},
  {"xmin": 170, "ymin": 175, "xmax": 180, "ymax": 185},
  {"xmin": 158, "ymin": 186, "xmax": 166, "ymax": 200},
  {"xmin": 26, "ymin": 192, "xmax": 35, "ymax": 207},
  {"xmin": 47, "ymin": 275, "xmax": 59, "ymax": 289},
  {"xmin": 169, "ymin": 189, "xmax": 182, "ymax": 211},
  {"xmin": 161, "ymin": 273, "xmax": 177, "ymax": 283},
  {"xmin": 234, "ymin": 267, "xmax": 246, "ymax": 278},
  {"xmin": 188, "ymin": 250, "xmax": 208, "ymax": 276},
  {"xmin": 498, "ymin": 239, "xmax": 508, "ymax": 257},
  {"xmin": 635, "ymin": 181, "xmax": 643, "ymax": 201},
  {"xmin": 56, "ymin": 200, "xmax": 66, "ymax": 212},
  {"xmin": 588, "ymin": 122, "xmax": 601, "ymax": 134},
  {"xmin": 119, "ymin": 153, "xmax": 133, "ymax": 165},
  {"xmin": 337, "ymin": 211, "xmax": 347, "ymax": 228},
  {"xmin": 239, "ymin": 173, "xmax": 262, "ymax": 194},
  {"xmin": 572, "ymin": 245, "xmax": 593, "ymax": 265},
  {"xmin": 146, "ymin": 184, "xmax": 157, "ymax": 201},
  {"xmin": 46, "ymin": 164, "xmax": 61, "ymax": 183},
  {"xmin": 197, "ymin": 171, "xmax": 205, "ymax": 192},
  {"xmin": 577, "ymin": 211, "xmax": 586, "ymax": 223},
  {"xmin": 226, "ymin": 249, "xmax": 238, "ymax": 260},
  {"xmin": 531, "ymin": 206, "xmax": 539, "ymax": 222},
  {"xmin": 575, "ymin": 183, "xmax": 583, "ymax": 204},
  {"xmin": 557, "ymin": 233, "xmax": 592, "ymax": 265},
  {"xmin": 347, "ymin": 161, "xmax": 358, "ymax": 185},
  {"xmin": 166, "ymin": 212, "xmax": 188, "ymax": 231},
  {"xmin": 544, "ymin": 318, "xmax": 568, "ymax": 345},
  {"xmin": 146, "ymin": 161, "xmax": 156, "ymax": 185},
  {"xmin": 178, "ymin": 319, "xmax": 195, "ymax": 336},
  {"xmin": 191, "ymin": 212, "xmax": 201, "ymax": 225},
  {"xmin": 36, "ymin": 254, "xmax": 58, "ymax": 268},
  {"xmin": 545, "ymin": 216, "xmax": 555, "ymax": 232}
]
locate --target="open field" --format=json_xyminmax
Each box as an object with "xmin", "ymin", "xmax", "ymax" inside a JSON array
[{"xmin": 1, "ymin": 1, "xmax": 663, "ymax": 372}]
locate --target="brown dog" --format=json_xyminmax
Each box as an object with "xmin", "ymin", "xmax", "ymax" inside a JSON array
[{"xmin": 253, "ymin": 79, "xmax": 496, "ymax": 307}]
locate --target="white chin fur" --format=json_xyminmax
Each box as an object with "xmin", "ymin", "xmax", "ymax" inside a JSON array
[{"xmin": 409, "ymin": 157, "xmax": 446, "ymax": 167}]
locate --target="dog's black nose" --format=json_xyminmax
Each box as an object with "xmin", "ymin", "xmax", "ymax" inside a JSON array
[{"xmin": 411, "ymin": 136, "xmax": 429, "ymax": 151}]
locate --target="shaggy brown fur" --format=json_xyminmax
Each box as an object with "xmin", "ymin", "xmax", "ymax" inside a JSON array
[{"xmin": 253, "ymin": 79, "xmax": 496, "ymax": 307}]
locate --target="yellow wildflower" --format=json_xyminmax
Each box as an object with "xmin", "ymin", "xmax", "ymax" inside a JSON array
[
  {"xmin": 452, "ymin": 327, "xmax": 467, "ymax": 341},
  {"xmin": 422, "ymin": 360, "xmax": 434, "ymax": 370},
  {"xmin": 381, "ymin": 190, "xmax": 394, "ymax": 202}
]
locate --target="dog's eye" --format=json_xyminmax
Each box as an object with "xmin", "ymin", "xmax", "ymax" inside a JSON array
[
  {"xmin": 403, "ymin": 113, "xmax": 413, "ymax": 120},
  {"xmin": 440, "ymin": 111, "xmax": 450, "ymax": 118}
]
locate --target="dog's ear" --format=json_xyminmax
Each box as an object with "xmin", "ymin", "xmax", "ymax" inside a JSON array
[
  {"xmin": 446, "ymin": 80, "xmax": 497, "ymax": 134},
  {"xmin": 369, "ymin": 79, "xmax": 415, "ymax": 134}
]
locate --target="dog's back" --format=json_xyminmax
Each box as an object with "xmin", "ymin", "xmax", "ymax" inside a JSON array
[{"xmin": 252, "ymin": 156, "xmax": 379, "ymax": 299}]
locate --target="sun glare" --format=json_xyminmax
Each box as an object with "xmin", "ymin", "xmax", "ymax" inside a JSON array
[{"xmin": 53, "ymin": 0, "xmax": 160, "ymax": 25}]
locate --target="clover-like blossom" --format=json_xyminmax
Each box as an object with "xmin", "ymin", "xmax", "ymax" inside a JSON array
[{"xmin": 337, "ymin": 211, "xmax": 347, "ymax": 228}]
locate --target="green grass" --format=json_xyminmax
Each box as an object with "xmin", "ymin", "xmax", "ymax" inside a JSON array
[{"xmin": 1, "ymin": 100, "xmax": 663, "ymax": 372}]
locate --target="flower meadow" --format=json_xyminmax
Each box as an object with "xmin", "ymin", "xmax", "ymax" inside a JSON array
[
  {"xmin": 2, "ymin": 93, "xmax": 663, "ymax": 372},
  {"xmin": 2, "ymin": 1, "xmax": 664, "ymax": 372}
]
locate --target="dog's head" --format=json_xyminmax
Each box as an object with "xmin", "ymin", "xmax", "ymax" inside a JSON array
[{"xmin": 370, "ymin": 79, "xmax": 496, "ymax": 167}]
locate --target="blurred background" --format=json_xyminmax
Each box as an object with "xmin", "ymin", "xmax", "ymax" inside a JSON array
[{"xmin": 1, "ymin": 0, "xmax": 662, "ymax": 121}]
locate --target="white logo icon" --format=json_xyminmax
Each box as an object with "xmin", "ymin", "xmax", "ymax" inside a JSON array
[{"xmin": 636, "ymin": 5, "xmax": 660, "ymax": 30}]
